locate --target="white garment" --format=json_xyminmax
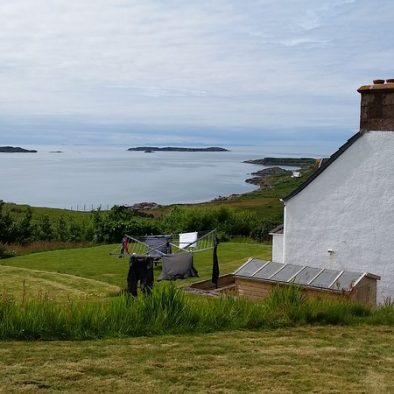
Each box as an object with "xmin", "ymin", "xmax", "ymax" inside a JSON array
[{"xmin": 179, "ymin": 231, "xmax": 198, "ymax": 249}]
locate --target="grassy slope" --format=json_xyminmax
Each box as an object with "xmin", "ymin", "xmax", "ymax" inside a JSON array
[
  {"xmin": 1, "ymin": 203, "xmax": 393, "ymax": 393},
  {"xmin": 1, "ymin": 242, "xmax": 271, "ymax": 289},
  {"xmin": 0, "ymin": 265, "xmax": 119, "ymax": 301},
  {"xmin": 149, "ymin": 170, "xmax": 312, "ymax": 220},
  {"xmin": 0, "ymin": 326, "xmax": 392, "ymax": 393},
  {"xmin": 3, "ymin": 202, "xmax": 92, "ymax": 225}
]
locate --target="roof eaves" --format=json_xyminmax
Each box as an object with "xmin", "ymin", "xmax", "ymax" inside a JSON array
[
  {"xmin": 269, "ymin": 224, "xmax": 284, "ymax": 235},
  {"xmin": 282, "ymin": 131, "xmax": 363, "ymax": 202},
  {"xmin": 352, "ymin": 272, "xmax": 381, "ymax": 285},
  {"xmin": 365, "ymin": 272, "xmax": 381, "ymax": 280}
]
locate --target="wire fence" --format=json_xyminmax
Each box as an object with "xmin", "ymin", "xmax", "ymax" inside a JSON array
[{"xmin": 65, "ymin": 204, "xmax": 111, "ymax": 211}]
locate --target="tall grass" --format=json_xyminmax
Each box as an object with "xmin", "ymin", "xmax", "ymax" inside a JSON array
[
  {"xmin": 365, "ymin": 298, "xmax": 394, "ymax": 326},
  {"xmin": 0, "ymin": 284, "xmax": 392, "ymax": 341}
]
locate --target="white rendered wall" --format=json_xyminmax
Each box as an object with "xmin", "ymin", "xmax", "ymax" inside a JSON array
[
  {"xmin": 284, "ymin": 131, "xmax": 394, "ymax": 301},
  {"xmin": 272, "ymin": 234, "xmax": 284, "ymax": 263}
]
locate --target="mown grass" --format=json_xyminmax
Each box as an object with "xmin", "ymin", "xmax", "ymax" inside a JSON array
[
  {"xmin": 0, "ymin": 284, "xmax": 393, "ymax": 341},
  {"xmin": 0, "ymin": 325, "xmax": 392, "ymax": 393},
  {"xmin": 0, "ymin": 265, "xmax": 120, "ymax": 301},
  {"xmin": 1, "ymin": 242, "xmax": 271, "ymax": 288}
]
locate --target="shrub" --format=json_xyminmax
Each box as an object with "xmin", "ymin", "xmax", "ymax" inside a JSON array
[{"xmin": 0, "ymin": 243, "xmax": 16, "ymax": 259}]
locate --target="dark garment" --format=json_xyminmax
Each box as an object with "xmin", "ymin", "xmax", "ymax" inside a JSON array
[
  {"xmin": 127, "ymin": 255, "xmax": 154, "ymax": 296},
  {"xmin": 211, "ymin": 238, "xmax": 219, "ymax": 288},
  {"xmin": 158, "ymin": 252, "xmax": 198, "ymax": 281},
  {"xmin": 143, "ymin": 235, "xmax": 172, "ymax": 257}
]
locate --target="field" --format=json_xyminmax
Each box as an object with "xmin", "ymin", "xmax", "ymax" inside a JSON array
[
  {"xmin": 0, "ymin": 242, "xmax": 271, "ymax": 297},
  {"xmin": 0, "ymin": 326, "xmax": 392, "ymax": 393},
  {"xmin": 0, "ymin": 240, "xmax": 393, "ymax": 392},
  {"xmin": 0, "ymin": 265, "xmax": 119, "ymax": 301}
]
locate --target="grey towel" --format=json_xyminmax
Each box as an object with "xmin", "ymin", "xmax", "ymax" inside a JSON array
[
  {"xmin": 144, "ymin": 235, "xmax": 172, "ymax": 257},
  {"xmin": 158, "ymin": 253, "xmax": 198, "ymax": 281}
]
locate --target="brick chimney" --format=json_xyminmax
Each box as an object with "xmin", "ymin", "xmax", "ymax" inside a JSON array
[{"xmin": 358, "ymin": 79, "xmax": 394, "ymax": 132}]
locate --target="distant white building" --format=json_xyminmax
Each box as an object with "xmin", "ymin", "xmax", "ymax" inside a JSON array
[{"xmin": 272, "ymin": 80, "xmax": 394, "ymax": 302}]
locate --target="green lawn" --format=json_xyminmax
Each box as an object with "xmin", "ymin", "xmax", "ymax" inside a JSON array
[
  {"xmin": 0, "ymin": 265, "xmax": 119, "ymax": 301},
  {"xmin": 0, "ymin": 242, "xmax": 271, "ymax": 296},
  {"xmin": 1, "ymin": 244, "xmax": 129, "ymax": 288},
  {"xmin": 0, "ymin": 242, "xmax": 393, "ymax": 393},
  {"xmin": 0, "ymin": 326, "xmax": 392, "ymax": 393}
]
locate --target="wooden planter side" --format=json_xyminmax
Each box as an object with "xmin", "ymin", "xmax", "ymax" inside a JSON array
[{"xmin": 235, "ymin": 277, "xmax": 377, "ymax": 306}]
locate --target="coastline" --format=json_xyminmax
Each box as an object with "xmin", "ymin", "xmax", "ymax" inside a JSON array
[{"xmin": 0, "ymin": 149, "xmax": 311, "ymax": 210}]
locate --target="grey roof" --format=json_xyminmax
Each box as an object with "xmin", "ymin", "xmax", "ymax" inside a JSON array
[
  {"xmin": 269, "ymin": 224, "xmax": 283, "ymax": 235},
  {"xmin": 283, "ymin": 132, "xmax": 362, "ymax": 202},
  {"xmin": 233, "ymin": 258, "xmax": 380, "ymax": 292}
]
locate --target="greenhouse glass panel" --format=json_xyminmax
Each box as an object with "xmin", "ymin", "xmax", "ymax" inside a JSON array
[
  {"xmin": 254, "ymin": 262, "xmax": 284, "ymax": 279},
  {"xmin": 292, "ymin": 267, "xmax": 322, "ymax": 285},
  {"xmin": 235, "ymin": 259, "xmax": 267, "ymax": 277},
  {"xmin": 311, "ymin": 269, "xmax": 341, "ymax": 289},
  {"xmin": 271, "ymin": 264, "xmax": 304, "ymax": 282},
  {"xmin": 330, "ymin": 271, "xmax": 362, "ymax": 291}
]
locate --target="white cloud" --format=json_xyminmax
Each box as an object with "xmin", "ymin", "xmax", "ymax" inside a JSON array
[{"xmin": 0, "ymin": 0, "xmax": 393, "ymax": 145}]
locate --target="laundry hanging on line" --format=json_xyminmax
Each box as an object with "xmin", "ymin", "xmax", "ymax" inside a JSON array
[
  {"xmin": 127, "ymin": 255, "xmax": 154, "ymax": 296},
  {"xmin": 211, "ymin": 237, "xmax": 220, "ymax": 287},
  {"xmin": 120, "ymin": 236, "xmax": 129, "ymax": 255},
  {"xmin": 143, "ymin": 235, "xmax": 172, "ymax": 257},
  {"xmin": 158, "ymin": 252, "xmax": 198, "ymax": 281},
  {"xmin": 179, "ymin": 231, "xmax": 198, "ymax": 249}
]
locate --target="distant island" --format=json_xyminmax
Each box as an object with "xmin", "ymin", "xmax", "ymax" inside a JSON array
[
  {"xmin": 127, "ymin": 146, "xmax": 229, "ymax": 153},
  {"xmin": 0, "ymin": 146, "xmax": 37, "ymax": 153},
  {"xmin": 244, "ymin": 157, "xmax": 316, "ymax": 167}
]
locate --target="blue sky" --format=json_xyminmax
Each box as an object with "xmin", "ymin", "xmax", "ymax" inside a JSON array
[{"xmin": 0, "ymin": 0, "xmax": 393, "ymax": 149}]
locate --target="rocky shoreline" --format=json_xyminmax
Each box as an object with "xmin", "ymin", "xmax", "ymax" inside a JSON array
[
  {"xmin": 245, "ymin": 166, "xmax": 292, "ymax": 188},
  {"xmin": 128, "ymin": 160, "xmax": 302, "ymax": 209},
  {"xmin": 243, "ymin": 157, "xmax": 315, "ymax": 167},
  {"xmin": 127, "ymin": 157, "xmax": 310, "ymax": 209}
]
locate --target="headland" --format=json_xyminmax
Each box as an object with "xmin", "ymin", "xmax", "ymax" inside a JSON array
[{"xmin": 0, "ymin": 146, "xmax": 37, "ymax": 153}]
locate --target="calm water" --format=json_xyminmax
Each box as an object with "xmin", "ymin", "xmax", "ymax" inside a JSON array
[{"xmin": 0, "ymin": 146, "xmax": 325, "ymax": 209}]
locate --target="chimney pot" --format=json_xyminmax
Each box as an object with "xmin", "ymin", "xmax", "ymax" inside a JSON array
[
  {"xmin": 386, "ymin": 79, "xmax": 394, "ymax": 84},
  {"xmin": 373, "ymin": 79, "xmax": 385, "ymax": 84}
]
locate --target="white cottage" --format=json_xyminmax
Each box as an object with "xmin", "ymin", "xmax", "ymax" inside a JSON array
[{"xmin": 273, "ymin": 80, "xmax": 394, "ymax": 302}]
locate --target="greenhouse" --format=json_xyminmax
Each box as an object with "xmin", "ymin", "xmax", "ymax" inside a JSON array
[{"xmin": 234, "ymin": 258, "xmax": 380, "ymax": 305}]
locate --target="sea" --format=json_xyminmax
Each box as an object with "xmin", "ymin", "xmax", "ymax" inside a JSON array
[{"xmin": 0, "ymin": 144, "xmax": 333, "ymax": 210}]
